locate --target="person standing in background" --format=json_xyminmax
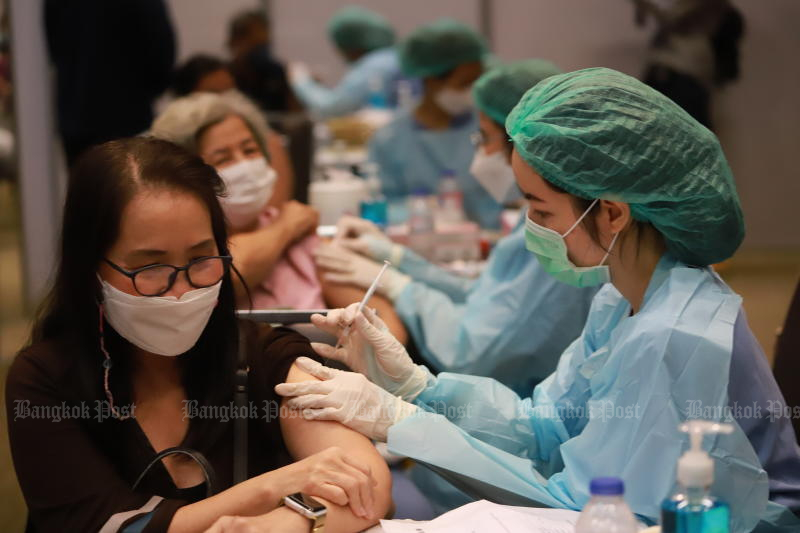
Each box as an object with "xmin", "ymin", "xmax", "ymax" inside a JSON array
[
  {"xmin": 227, "ymin": 10, "xmax": 314, "ymax": 203},
  {"xmin": 45, "ymin": 0, "xmax": 175, "ymax": 164},
  {"xmin": 227, "ymin": 10, "xmax": 301, "ymax": 115},
  {"xmin": 634, "ymin": 0, "xmax": 744, "ymax": 130}
]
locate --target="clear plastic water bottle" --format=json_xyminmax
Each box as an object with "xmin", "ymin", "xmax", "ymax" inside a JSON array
[
  {"xmin": 438, "ymin": 170, "xmax": 464, "ymax": 224},
  {"xmin": 407, "ymin": 188, "xmax": 435, "ymax": 259},
  {"xmin": 576, "ymin": 477, "xmax": 639, "ymax": 533}
]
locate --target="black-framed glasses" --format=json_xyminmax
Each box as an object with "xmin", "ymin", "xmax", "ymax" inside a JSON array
[{"xmin": 103, "ymin": 256, "xmax": 232, "ymax": 297}]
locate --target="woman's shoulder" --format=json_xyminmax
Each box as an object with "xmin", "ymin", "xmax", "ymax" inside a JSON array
[
  {"xmin": 5, "ymin": 339, "xmax": 81, "ymax": 402},
  {"xmin": 238, "ymin": 320, "xmax": 319, "ymax": 391}
]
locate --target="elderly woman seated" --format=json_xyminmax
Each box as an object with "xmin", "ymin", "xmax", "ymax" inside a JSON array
[{"xmin": 151, "ymin": 90, "xmax": 407, "ymax": 341}]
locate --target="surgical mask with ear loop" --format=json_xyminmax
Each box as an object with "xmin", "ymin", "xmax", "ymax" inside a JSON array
[
  {"xmin": 525, "ymin": 198, "xmax": 619, "ymax": 288},
  {"xmin": 434, "ymin": 87, "xmax": 474, "ymax": 116}
]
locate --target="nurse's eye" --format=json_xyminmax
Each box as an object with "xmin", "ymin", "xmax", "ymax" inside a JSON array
[{"xmin": 533, "ymin": 210, "xmax": 550, "ymax": 219}]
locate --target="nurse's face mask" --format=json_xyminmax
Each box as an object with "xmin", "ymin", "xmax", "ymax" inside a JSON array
[
  {"xmin": 469, "ymin": 123, "xmax": 519, "ymax": 204},
  {"xmin": 525, "ymin": 198, "xmax": 619, "ymax": 287}
]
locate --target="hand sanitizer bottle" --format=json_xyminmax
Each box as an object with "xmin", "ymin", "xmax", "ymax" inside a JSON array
[{"xmin": 661, "ymin": 421, "xmax": 733, "ymax": 533}]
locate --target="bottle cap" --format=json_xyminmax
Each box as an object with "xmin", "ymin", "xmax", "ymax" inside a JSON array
[{"xmin": 589, "ymin": 477, "xmax": 624, "ymax": 496}]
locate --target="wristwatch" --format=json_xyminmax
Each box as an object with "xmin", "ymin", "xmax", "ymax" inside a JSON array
[{"xmin": 283, "ymin": 493, "xmax": 327, "ymax": 533}]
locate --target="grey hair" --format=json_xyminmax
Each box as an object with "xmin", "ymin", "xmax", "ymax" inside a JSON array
[{"xmin": 150, "ymin": 89, "xmax": 271, "ymax": 159}]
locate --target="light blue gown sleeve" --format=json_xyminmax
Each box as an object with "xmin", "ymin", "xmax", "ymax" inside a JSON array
[
  {"xmin": 293, "ymin": 76, "xmax": 366, "ymax": 118},
  {"xmin": 395, "ymin": 247, "xmax": 474, "ymax": 302},
  {"xmin": 292, "ymin": 48, "xmax": 400, "ymax": 119},
  {"xmin": 389, "ymin": 261, "xmax": 773, "ymax": 533}
]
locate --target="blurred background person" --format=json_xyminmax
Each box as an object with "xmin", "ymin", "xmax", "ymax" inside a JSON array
[
  {"xmin": 289, "ymin": 5, "xmax": 402, "ymax": 118},
  {"xmin": 44, "ymin": 0, "xmax": 175, "ymax": 164},
  {"xmin": 170, "ymin": 54, "xmax": 237, "ymax": 96},
  {"xmin": 368, "ymin": 19, "xmax": 502, "ymax": 229},
  {"xmin": 634, "ymin": 0, "xmax": 745, "ymax": 129},
  {"xmin": 227, "ymin": 9, "xmax": 314, "ymax": 202}
]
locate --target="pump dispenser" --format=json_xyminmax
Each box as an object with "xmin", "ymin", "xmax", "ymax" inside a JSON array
[{"xmin": 661, "ymin": 421, "xmax": 733, "ymax": 533}]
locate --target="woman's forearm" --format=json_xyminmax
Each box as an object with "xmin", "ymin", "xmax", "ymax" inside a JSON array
[
  {"xmin": 229, "ymin": 222, "xmax": 294, "ymax": 301},
  {"xmin": 166, "ymin": 462, "xmax": 306, "ymax": 533}
]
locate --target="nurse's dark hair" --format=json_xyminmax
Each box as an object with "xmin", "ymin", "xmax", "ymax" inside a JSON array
[{"xmin": 30, "ymin": 136, "xmax": 238, "ymax": 451}]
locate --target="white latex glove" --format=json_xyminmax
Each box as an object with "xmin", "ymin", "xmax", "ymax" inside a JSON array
[
  {"xmin": 275, "ymin": 357, "xmax": 418, "ymax": 442},
  {"xmin": 310, "ymin": 303, "xmax": 429, "ymax": 401},
  {"xmin": 314, "ymin": 243, "xmax": 410, "ymax": 301},
  {"xmin": 335, "ymin": 215, "xmax": 405, "ymax": 264},
  {"xmin": 288, "ymin": 62, "xmax": 312, "ymax": 86}
]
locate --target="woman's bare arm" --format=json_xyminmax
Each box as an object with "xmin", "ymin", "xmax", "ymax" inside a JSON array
[{"xmin": 280, "ymin": 364, "xmax": 394, "ymax": 532}]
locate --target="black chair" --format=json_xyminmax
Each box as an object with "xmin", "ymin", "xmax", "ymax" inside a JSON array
[{"xmin": 773, "ymin": 278, "xmax": 800, "ymax": 443}]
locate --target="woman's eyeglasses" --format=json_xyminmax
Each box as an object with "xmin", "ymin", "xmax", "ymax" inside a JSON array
[{"xmin": 103, "ymin": 256, "xmax": 232, "ymax": 297}]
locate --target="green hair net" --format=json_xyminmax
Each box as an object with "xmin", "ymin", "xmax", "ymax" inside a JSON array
[
  {"xmin": 473, "ymin": 59, "xmax": 562, "ymax": 125},
  {"xmin": 506, "ymin": 67, "xmax": 744, "ymax": 266},
  {"xmin": 328, "ymin": 6, "xmax": 395, "ymax": 53},
  {"xmin": 399, "ymin": 19, "xmax": 487, "ymax": 78}
]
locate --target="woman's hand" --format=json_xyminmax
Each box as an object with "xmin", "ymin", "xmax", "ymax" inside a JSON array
[
  {"xmin": 278, "ymin": 201, "xmax": 319, "ymax": 243},
  {"xmin": 310, "ymin": 304, "xmax": 428, "ymax": 401},
  {"xmin": 278, "ymin": 445, "xmax": 377, "ymax": 520},
  {"xmin": 275, "ymin": 357, "xmax": 419, "ymax": 443}
]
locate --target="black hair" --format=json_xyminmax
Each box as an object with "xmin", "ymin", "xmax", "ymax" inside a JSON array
[
  {"xmin": 228, "ymin": 10, "xmax": 269, "ymax": 47},
  {"xmin": 30, "ymin": 137, "xmax": 238, "ymax": 452},
  {"xmin": 171, "ymin": 55, "xmax": 228, "ymax": 97}
]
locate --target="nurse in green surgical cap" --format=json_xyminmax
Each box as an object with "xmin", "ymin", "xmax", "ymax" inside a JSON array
[
  {"xmin": 289, "ymin": 6, "xmax": 401, "ymax": 118},
  {"xmin": 278, "ymin": 68, "xmax": 800, "ymax": 532},
  {"xmin": 367, "ymin": 18, "xmax": 503, "ymax": 229}
]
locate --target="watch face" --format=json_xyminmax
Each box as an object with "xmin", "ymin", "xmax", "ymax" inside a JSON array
[{"xmin": 288, "ymin": 492, "xmax": 327, "ymax": 514}]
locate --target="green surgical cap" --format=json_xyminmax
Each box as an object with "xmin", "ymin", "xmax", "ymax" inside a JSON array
[
  {"xmin": 473, "ymin": 59, "xmax": 562, "ymax": 125},
  {"xmin": 399, "ymin": 19, "xmax": 487, "ymax": 78},
  {"xmin": 328, "ymin": 6, "xmax": 395, "ymax": 53},
  {"xmin": 506, "ymin": 67, "xmax": 744, "ymax": 266}
]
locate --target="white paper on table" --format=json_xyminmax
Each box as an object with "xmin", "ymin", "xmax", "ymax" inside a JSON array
[{"xmin": 377, "ymin": 500, "xmax": 578, "ymax": 533}]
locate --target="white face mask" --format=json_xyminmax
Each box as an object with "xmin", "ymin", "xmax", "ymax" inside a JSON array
[
  {"xmin": 216, "ymin": 157, "xmax": 277, "ymax": 230},
  {"xmin": 100, "ymin": 279, "xmax": 221, "ymax": 356},
  {"xmin": 469, "ymin": 147, "xmax": 520, "ymax": 204},
  {"xmin": 434, "ymin": 87, "xmax": 474, "ymax": 116}
]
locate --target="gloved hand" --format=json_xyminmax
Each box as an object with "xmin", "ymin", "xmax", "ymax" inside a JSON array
[
  {"xmin": 314, "ymin": 243, "xmax": 411, "ymax": 301},
  {"xmin": 287, "ymin": 62, "xmax": 312, "ymax": 86},
  {"xmin": 334, "ymin": 216, "xmax": 405, "ymax": 264},
  {"xmin": 275, "ymin": 357, "xmax": 419, "ymax": 442},
  {"xmin": 310, "ymin": 303, "xmax": 429, "ymax": 401}
]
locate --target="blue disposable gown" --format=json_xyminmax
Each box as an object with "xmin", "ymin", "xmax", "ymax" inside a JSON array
[
  {"xmin": 293, "ymin": 47, "xmax": 401, "ymax": 118},
  {"xmin": 388, "ymin": 254, "xmax": 800, "ymax": 532},
  {"xmin": 395, "ymin": 212, "xmax": 598, "ymax": 396},
  {"xmin": 368, "ymin": 110, "xmax": 503, "ymax": 229}
]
